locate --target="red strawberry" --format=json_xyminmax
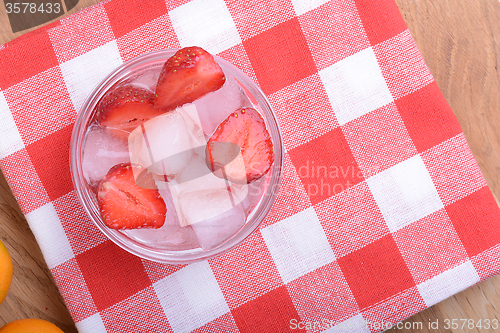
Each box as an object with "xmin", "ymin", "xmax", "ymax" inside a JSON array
[
  {"xmin": 154, "ymin": 46, "xmax": 225, "ymax": 111},
  {"xmin": 206, "ymin": 108, "xmax": 274, "ymax": 184},
  {"xmin": 96, "ymin": 85, "xmax": 162, "ymax": 139},
  {"xmin": 97, "ymin": 163, "xmax": 166, "ymax": 230}
]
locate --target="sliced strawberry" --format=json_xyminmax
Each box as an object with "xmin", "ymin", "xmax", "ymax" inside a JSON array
[
  {"xmin": 97, "ymin": 163, "xmax": 166, "ymax": 230},
  {"xmin": 206, "ymin": 108, "xmax": 274, "ymax": 184},
  {"xmin": 96, "ymin": 85, "xmax": 161, "ymax": 139},
  {"xmin": 154, "ymin": 46, "xmax": 225, "ymax": 111}
]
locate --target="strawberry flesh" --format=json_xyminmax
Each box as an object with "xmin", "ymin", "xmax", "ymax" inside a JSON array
[
  {"xmin": 96, "ymin": 85, "xmax": 161, "ymax": 139},
  {"xmin": 97, "ymin": 163, "xmax": 166, "ymax": 230},
  {"xmin": 154, "ymin": 46, "xmax": 225, "ymax": 111},
  {"xmin": 206, "ymin": 108, "xmax": 274, "ymax": 184}
]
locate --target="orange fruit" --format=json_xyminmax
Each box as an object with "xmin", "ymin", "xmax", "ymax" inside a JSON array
[
  {"xmin": 0, "ymin": 240, "xmax": 13, "ymax": 304},
  {"xmin": 0, "ymin": 319, "xmax": 64, "ymax": 333}
]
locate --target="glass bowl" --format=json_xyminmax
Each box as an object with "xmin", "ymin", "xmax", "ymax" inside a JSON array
[{"xmin": 70, "ymin": 49, "xmax": 283, "ymax": 264}]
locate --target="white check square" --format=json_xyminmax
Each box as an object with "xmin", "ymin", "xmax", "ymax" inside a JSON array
[
  {"xmin": 366, "ymin": 155, "xmax": 444, "ymax": 232},
  {"xmin": 59, "ymin": 41, "xmax": 122, "ymax": 112},
  {"xmin": 0, "ymin": 91, "xmax": 24, "ymax": 159},
  {"xmin": 169, "ymin": 0, "xmax": 241, "ymax": 55},
  {"xmin": 261, "ymin": 207, "xmax": 336, "ymax": 284},
  {"xmin": 291, "ymin": 0, "xmax": 331, "ymax": 16},
  {"xmin": 75, "ymin": 313, "xmax": 106, "ymax": 333},
  {"xmin": 417, "ymin": 261, "xmax": 480, "ymax": 307},
  {"xmin": 319, "ymin": 47, "xmax": 393, "ymax": 125},
  {"xmin": 26, "ymin": 203, "xmax": 74, "ymax": 269},
  {"xmin": 154, "ymin": 261, "xmax": 230, "ymax": 332}
]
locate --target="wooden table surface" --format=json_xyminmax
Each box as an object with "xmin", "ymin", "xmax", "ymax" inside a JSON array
[{"xmin": 1, "ymin": 0, "xmax": 499, "ymax": 332}]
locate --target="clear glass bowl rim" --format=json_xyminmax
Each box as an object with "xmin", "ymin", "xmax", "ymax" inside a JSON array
[{"xmin": 70, "ymin": 49, "xmax": 284, "ymax": 264}]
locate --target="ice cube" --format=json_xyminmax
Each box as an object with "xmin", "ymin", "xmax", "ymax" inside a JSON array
[
  {"xmin": 239, "ymin": 174, "xmax": 268, "ymax": 215},
  {"xmin": 174, "ymin": 148, "xmax": 246, "ymax": 189},
  {"xmin": 173, "ymin": 148, "xmax": 213, "ymax": 185},
  {"xmin": 128, "ymin": 108, "xmax": 204, "ymax": 176},
  {"xmin": 194, "ymin": 75, "xmax": 253, "ymax": 136},
  {"xmin": 122, "ymin": 65, "xmax": 162, "ymax": 92},
  {"xmin": 178, "ymin": 188, "xmax": 247, "ymax": 250},
  {"xmin": 177, "ymin": 104, "xmax": 206, "ymax": 146},
  {"xmin": 190, "ymin": 205, "xmax": 246, "ymax": 250},
  {"xmin": 122, "ymin": 217, "xmax": 196, "ymax": 246},
  {"xmin": 178, "ymin": 188, "xmax": 238, "ymax": 225},
  {"xmin": 167, "ymin": 151, "xmax": 248, "ymax": 227},
  {"xmin": 82, "ymin": 126, "xmax": 130, "ymax": 187},
  {"xmin": 158, "ymin": 180, "xmax": 187, "ymax": 227}
]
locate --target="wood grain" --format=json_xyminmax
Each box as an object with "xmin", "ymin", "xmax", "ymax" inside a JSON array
[
  {"xmin": 0, "ymin": 0, "xmax": 499, "ymax": 332},
  {"xmin": 0, "ymin": 0, "xmax": 103, "ymax": 45},
  {"xmin": 392, "ymin": 0, "xmax": 500, "ymax": 332},
  {"xmin": 0, "ymin": 172, "xmax": 77, "ymax": 332}
]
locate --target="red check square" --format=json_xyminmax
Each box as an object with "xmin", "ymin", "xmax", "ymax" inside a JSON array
[
  {"xmin": 4, "ymin": 67, "xmax": 76, "ymax": 146},
  {"xmin": 25, "ymin": 125, "xmax": 74, "ymax": 202},
  {"xmin": 243, "ymin": 17, "xmax": 317, "ymax": 95},
  {"xmin": 315, "ymin": 182, "xmax": 389, "ymax": 258},
  {"xmin": 261, "ymin": 152, "xmax": 311, "ymax": 228},
  {"xmin": 226, "ymin": 0, "xmax": 295, "ymax": 40},
  {"xmin": 51, "ymin": 258, "xmax": 98, "ymax": 322},
  {"xmin": 76, "ymin": 240, "xmax": 151, "ymax": 311},
  {"xmin": 0, "ymin": 31, "xmax": 58, "ymax": 90},
  {"xmin": 104, "ymin": 0, "xmax": 168, "ymax": 39},
  {"xmin": 338, "ymin": 235, "xmax": 416, "ymax": 309},
  {"xmin": 269, "ymin": 73, "xmax": 338, "ymax": 151},
  {"xmin": 299, "ymin": 0, "xmax": 370, "ymax": 70},
  {"xmin": 286, "ymin": 262, "xmax": 359, "ymax": 331},
  {"xmin": 393, "ymin": 209, "xmax": 469, "ymax": 284},
  {"xmin": 373, "ymin": 30, "xmax": 434, "ymax": 100},
  {"xmin": 52, "ymin": 191, "xmax": 107, "ymax": 256},
  {"xmin": 48, "ymin": 5, "xmax": 114, "ymax": 63},
  {"xmin": 0, "ymin": 149, "xmax": 50, "ymax": 214},
  {"xmin": 421, "ymin": 133, "xmax": 487, "ymax": 206},
  {"xmin": 354, "ymin": 0, "xmax": 407, "ymax": 46},
  {"xmin": 117, "ymin": 14, "xmax": 180, "ymax": 62},
  {"xmin": 396, "ymin": 82, "xmax": 463, "ymax": 153},
  {"xmin": 100, "ymin": 286, "xmax": 172, "ymax": 332},
  {"xmin": 343, "ymin": 102, "xmax": 417, "ymax": 178},
  {"xmin": 446, "ymin": 187, "xmax": 500, "ymax": 257},
  {"xmin": 232, "ymin": 285, "xmax": 299, "ymax": 333},
  {"xmin": 210, "ymin": 231, "xmax": 282, "ymax": 309},
  {"xmin": 289, "ymin": 128, "xmax": 363, "ymax": 205}
]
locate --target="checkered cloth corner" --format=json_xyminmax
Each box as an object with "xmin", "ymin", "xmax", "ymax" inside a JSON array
[{"xmin": 1, "ymin": 0, "xmax": 499, "ymax": 332}]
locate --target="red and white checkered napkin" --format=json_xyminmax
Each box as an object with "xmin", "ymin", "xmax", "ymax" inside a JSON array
[{"xmin": 1, "ymin": 0, "xmax": 500, "ymax": 332}]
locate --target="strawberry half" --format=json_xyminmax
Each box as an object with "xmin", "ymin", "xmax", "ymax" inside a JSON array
[
  {"xmin": 154, "ymin": 46, "xmax": 225, "ymax": 111},
  {"xmin": 96, "ymin": 85, "xmax": 161, "ymax": 139},
  {"xmin": 97, "ymin": 163, "xmax": 166, "ymax": 230},
  {"xmin": 206, "ymin": 108, "xmax": 274, "ymax": 184}
]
